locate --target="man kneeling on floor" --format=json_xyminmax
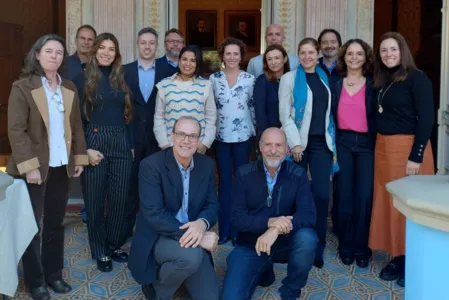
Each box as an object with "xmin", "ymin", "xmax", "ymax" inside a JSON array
[
  {"xmin": 221, "ymin": 127, "xmax": 318, "ymax": 300},
  {"xmin": 128, "ymin": 116, "xmax": 220, "ymax": 300}
]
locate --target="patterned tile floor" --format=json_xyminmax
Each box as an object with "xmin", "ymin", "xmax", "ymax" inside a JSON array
[{"xmin": 10, "ymin": 217, "xmax": 405, "ymax": 300}]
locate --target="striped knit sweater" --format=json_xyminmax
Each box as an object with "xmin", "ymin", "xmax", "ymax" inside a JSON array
[{"xmin": 153, "ymin": 74, "xmax": 217, "ymax": 148}]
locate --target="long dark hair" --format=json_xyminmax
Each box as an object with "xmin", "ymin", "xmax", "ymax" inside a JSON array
[
  {"xmin": 373, "ymin": 32, "xmax": 417, "ymax": 88},
  {"xmin": 263, "ymin": 44, "xmax": 290, "ymax": 81},
  {"xmin": 336, "ymin": 39, "xmax": 374, "ymax": 77},
  {"xmin": 21, "ymin": 34, "xmax": 67, "ymax": 78},
  {"xmin": 178, "ymin": 45, "xmax": 204, "ymax": 78},
  {"xmin": 84, "ymin": 32, "xmax": 132, "ymax": 123}
]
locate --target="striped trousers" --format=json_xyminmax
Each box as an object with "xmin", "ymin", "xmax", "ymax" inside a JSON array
[{"xmin": 81, "ymin": 123, "xmax": 133, "ymax": 259}]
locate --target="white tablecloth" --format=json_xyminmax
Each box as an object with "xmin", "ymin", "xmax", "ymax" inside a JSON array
[{"xmin": 0, "ymin": 179, "xmax": 38, "ymax": 297}]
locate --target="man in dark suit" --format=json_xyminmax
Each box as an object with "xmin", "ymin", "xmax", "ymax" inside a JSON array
[
  {"xmin": 156, "ymin": 28, "xmax": 184, "ymax": 74},
  {"xmin": 128, "ymin": 116, "xmax": 220, "ymax": 300},
  {"xmin": 221, "ymin": 128, "xmax": 317, "ymax": 300},
  {"xmin": 122, "ymin": 27, "xmax": 179, "ymax": 240}
]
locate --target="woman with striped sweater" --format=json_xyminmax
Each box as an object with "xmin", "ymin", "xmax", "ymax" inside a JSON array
[{"xmin": 153, "ymin": 45, "xmax": 217, "ymax": 153}]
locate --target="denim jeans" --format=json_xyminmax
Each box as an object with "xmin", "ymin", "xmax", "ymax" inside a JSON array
[{"xmin": 221, "ymin": 227, "xmax": 317, "ymax": 300}]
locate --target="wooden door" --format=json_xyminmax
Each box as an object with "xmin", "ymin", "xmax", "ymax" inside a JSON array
[{"xmin": 0, "ymin": 23, "xmax": 24, "ymax": 155}]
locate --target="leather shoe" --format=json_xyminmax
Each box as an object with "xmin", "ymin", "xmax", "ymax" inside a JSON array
[
  {"xmin": 314, "ymin": 259, "xmax": 324, "ymax": 268},
  {"xmin": 258, "ymin": 266, "xmax": 275, "ymax": 287},
  {"xmin": 396, "ymin": 274, "xmax": 405, "ymax": 287},
  {"xmin": 341, "ymin": 256, "xmax": 354, "ymax": 265},
  {"xmin": 29, "ymin": 286, "xmax": 50, "ymax": 300},
  {"xmin": 111, "ymin": 249, "xmax": 128, "ymax": 263},
  {"xmin": 97, "ymin": 257, "xmax": 113, "ymax": 272},
  {"xmin": 379, "ymin": 259, "xmax": 403, "ymax": 281},
  {"xmin": 47, "ymin": 279, "xmax": 72, "ymax": 293},
  {"xmin": 356, "ymin": 258, "xmax": 369, "ymax": 268},
  {"xmin": 142, "ymin": 284, "xmax": 157, "ymax": 300}
]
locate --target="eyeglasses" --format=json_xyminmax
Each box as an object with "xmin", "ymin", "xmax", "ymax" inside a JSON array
[
  {"xmin": 51, "ymin": 93, "xmax": 65, "ymax": 112},
  {"xmin": 173, "ymin": 131, "xmax": 199, "ymax": 142},
  {"xmin": 165, "ymin": 39, "xmax": 184, "ymax": 44}
]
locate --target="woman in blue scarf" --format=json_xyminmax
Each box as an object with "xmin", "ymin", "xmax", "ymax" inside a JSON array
[{"xmin": 279, "ymin": 37, "xmax": 338, "ymax": 268}]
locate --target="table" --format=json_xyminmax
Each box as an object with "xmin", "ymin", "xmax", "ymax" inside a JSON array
[
  {"xmin": 0, "ymin": 178, "xmax": 38, "ymax": 297},
  {"xmin": 386, "ymin": 175, "xmax": 449, "ymax": 300}
]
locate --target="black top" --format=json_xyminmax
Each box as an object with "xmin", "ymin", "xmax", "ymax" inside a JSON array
[
  {"xmin": 72, "ymin": 66, "xmax": 134, "ymax": 147},
  {"xmin": 306, "ymin": 72, "xmax": 329, "ymax": 136},
  {"xmin": 253, "ymin": 74, "xmax": 282, "ymax": 136},
  {"xmin": 376, "ymin": 67, "xmax": 434, "ymax": 163}
]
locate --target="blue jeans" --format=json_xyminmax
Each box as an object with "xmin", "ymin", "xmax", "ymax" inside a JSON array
[
  {"xmin": 215, "ymin": 140, "xmax": 252, "ymax": 241},
  {"xmin": 221, "ymin": 227, "xmax": 317, "ymax": 300}
]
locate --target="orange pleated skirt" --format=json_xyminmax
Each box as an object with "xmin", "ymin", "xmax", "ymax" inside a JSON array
[{"xmin": 368, "ymin": 134, "xmax": 434, "ymax": 257}]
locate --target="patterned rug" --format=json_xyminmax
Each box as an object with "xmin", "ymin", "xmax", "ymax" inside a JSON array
[{"xmin": 10, "ymin": 217, "xmax": 405, "ymax": 299}]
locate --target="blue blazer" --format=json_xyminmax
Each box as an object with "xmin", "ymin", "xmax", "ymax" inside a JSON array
[
  {"xmin": 124, "ymin": 58, "xmax": 177, "ymax": 146},
  {"xmin": 128, "ymin": 147, "xmax": 219, "ymax": 285},
  {"xmin": 330, "ymin": 77, "xmax": 377, "ymax": 149}
]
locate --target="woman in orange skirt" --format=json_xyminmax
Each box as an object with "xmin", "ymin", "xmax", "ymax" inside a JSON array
[{"xmin": 369, "ymin": 32, "xmax": 435, "ymax": 288}]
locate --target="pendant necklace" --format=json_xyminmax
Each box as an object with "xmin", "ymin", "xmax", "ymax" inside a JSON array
[{"xmin": 377, "ymin": 82, "xmax": 394, "ymax": 113}]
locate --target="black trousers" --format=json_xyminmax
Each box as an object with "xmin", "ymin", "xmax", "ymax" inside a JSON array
[
  {"xmin": 22, "ymin": 166, "xmax": 69, "ymax": 289},
  {"xmin": 122, "ymin": 136, "xmax": 159, "ymax": 245},
  {"xmin": 335, "ymin": 130, "xmax": 374, "ymax": 259},
  {"xmin": 297, "ymin": 135, "xmax": 333, "ymax": 261},
  {"xmin": 81, "ymin": 123, "xmax": 133, "ymax": 259}
]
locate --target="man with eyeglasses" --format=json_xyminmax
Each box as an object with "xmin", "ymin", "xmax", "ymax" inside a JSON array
[
  {"xmin": 129, "ymin": 116, "xmax": 220, "ymax": 300},
  {"xmin": 221, "ymin": 127, "xmax": 317, "ymax": 300},
  {"xmin": 156, "ymin": 28, "xmax": 185, "ymax": 73},
  {"xmin": 122, "ymin": 27, "xmax": 179, "ymax": 244},
  {"xmin": 65, "ymin": 24, "xmax": 96, "ymax": 80}
]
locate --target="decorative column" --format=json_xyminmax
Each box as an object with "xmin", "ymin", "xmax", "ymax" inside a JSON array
[
  {"xmin": 272, "ymin": 0, "xmax": 297, "ymax": 54},
  {"xmin": 387, "ymin": 175, "xmax": 449, "ymax": 299},
  {"xmin": 304, "ymin": 0, "xmax": 347, "ymax": 42}
]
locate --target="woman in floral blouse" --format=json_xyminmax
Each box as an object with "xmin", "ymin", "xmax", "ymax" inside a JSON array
[{"xmin": 210, "ymin": 37, "xmax": 256, "ymax": 244}]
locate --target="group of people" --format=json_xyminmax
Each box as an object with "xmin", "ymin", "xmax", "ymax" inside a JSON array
[{"xmin": 6, "ymin": 19, "xmax": 435, "ymax": 300}]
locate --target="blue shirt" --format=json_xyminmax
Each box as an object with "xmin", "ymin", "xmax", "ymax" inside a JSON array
[
  {"xmin": 321, "ymin": 59, "xmax": 337, "ymax": 75},
  {"xmin": 138, "ymin": 59, "xmax": 156, "ymax": 102},
  {"xmin": 65, "ymin": 52, "xmax": 86, "ymax": 80},
  {"xmin": 175, "ymin": 158, "xmax": 194, "ymax": 224},
  {"xmin": 167, "ymin": 56, "xmax": 178, "ymax": 68},
  {"xmin": 263, "ymin": 163, "xmax": 281, "ymax": 194},
  {"xmin": 174, "ymin": 157, "xmax": 210, "ymax": 229}
]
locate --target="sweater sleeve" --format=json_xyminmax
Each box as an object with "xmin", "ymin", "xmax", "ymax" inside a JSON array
[
  {"xmin": 201, "ymin": 82, "xmax": 217, "ymax": 148},
  {"xmin": 153, "ymin": 87, "xmax": 170, "ymax": 148},
  {"xmin": 408, "ymin": 71, "xmax": 434, "ymax": 163},
  {"xmin": 279, "ymin": 72, "xmax": 302, "ymax": 148}
]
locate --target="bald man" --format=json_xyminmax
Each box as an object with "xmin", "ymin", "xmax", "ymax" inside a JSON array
[
  {"xmin": 222, "ymin": 128, "xmax": 317, "ymax": 300},
  {"xmin": 247, "ymin": 24, "xmax": 299, "ymax": 78}
]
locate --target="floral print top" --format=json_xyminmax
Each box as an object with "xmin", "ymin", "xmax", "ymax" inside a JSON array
[{"xmin": 210, "ymin": 71, "xmax": 256, "ymax": 143}]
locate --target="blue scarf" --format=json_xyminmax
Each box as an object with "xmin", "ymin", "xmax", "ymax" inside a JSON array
[{"xmin": 289, "ymin": 65, "xmax": 339, "ymax": 175}]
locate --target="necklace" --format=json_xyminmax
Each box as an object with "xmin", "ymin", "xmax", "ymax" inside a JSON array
[{"xmin": 377, "ymin": 82, "xmax": 394, "ymax": 113}]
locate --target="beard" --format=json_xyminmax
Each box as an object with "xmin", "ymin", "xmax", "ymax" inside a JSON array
[
  {"xmin": 322, "ymin": 48, "xmax": 337, "ymax": 59},
  {"xmin": 263, "ymin": 158, "xmax": 282, "ymax": 168},
  {"xmin": 168, "ymin": 50, "xmax": 180, "ymax": 58}
]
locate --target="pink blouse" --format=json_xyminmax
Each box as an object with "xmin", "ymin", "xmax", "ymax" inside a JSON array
[{"xmin": 337, "ymin": 84, "xmax": 368, "ymax": 132}]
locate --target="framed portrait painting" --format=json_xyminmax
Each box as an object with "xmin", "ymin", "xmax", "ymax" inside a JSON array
[
  {"xmin": 224, "ymin": 10, "xmax": 261, "ymax": 52},
  {"xmin": 186, "ymin": 10, "xmax": 217, "ymax": 50}
]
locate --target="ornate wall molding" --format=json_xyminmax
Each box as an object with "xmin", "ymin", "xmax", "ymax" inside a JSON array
[
  {"xmin": 272, "ymin": 0, "xmax": 296, "ymax": 54},
  {"xmin": 66, "ymin": 0, "xmax": 82, "ymax": 54}
]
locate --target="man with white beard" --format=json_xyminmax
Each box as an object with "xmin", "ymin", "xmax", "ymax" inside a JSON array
[
  {"xmin": 221, "ymin": 128, "xmax": 317, "ymax": 300},
  {"xmin": 317, "ymin": 28, "xmax": 342, "ymax": 84}
]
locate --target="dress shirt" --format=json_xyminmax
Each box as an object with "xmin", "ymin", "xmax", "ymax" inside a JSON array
[
  {"xmin": 263, "ymin": 163, "xmax": 281, "ymax": 194},
  {"xmin": 174, "ymin": 157, "xmax": 210, "ymax": 229},
  {"xmin": 167, "ymin": 56, "xmax": 178, "ymax": 68},
  {"xmin": 41, "ymin": 75, "xmax": 68, "ymax": 167},
  {"xmin": 138, "ymin": 59, "xmax": 156, "ymax": 102}
]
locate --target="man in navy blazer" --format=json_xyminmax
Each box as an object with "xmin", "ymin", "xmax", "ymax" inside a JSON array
[
  {"xmin": 122, "ymin": 27, "xmax": 179, "ymax": 240},
  {"xmin": 156, "ymin": 28, "xmax": 184, "ymax": 73},
  {"xmin": 221, "ymin": 128, "xmax": 318, "ymax": 300},
  {"xmin": 128, "ymin": 116, "xmax": 220, "ymax": 300}
]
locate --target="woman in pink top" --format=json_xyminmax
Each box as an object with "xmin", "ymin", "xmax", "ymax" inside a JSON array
[{"xmin": 330, "ymin": 39, "xmax": 376, "ymax": 268}]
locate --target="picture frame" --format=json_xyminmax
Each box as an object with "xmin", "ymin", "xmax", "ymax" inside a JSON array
[
  {"xmin": 186, "ymin": 10, "xmax": 218, "ymax": 50},
  {"xmin": 224, "ymin": 10, "xmax": 261, "ymax": 52}
]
